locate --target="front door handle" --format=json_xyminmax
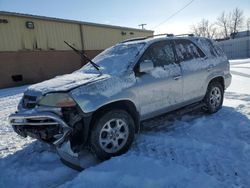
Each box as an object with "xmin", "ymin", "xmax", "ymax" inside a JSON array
[{"xmin": 173, "ymin": 75, "xmax": 182, "ymax": 80}]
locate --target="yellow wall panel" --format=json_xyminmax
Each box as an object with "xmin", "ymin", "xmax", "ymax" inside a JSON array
[
  {"xmin": 82, "ymin": 25, "xmax": 152, "ymax": 50},
  {"xmin": 0, "ymin": 14, "xmax": 153, "ymax": 52},
  {"xmin": 0, "ymin": 15, "xmax": 82, "ymax": 51}
]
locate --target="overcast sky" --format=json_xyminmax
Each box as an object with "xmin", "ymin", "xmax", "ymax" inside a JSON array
[{"xmin": 1, "ymin": 0, "xmax": 250, "ymax": 34}]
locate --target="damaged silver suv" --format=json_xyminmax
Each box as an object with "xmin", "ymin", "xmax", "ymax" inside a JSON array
[{"xmin": 9, "ymin": 34, "xmax": 231, "ymax": 165}]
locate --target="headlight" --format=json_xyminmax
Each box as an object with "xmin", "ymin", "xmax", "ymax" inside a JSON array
[{"xmin": 38, "ymin": 93, "xmax": 76, "ymax": 107}]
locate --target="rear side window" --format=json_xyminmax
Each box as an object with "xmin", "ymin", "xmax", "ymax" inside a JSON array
[
  {"xmin": 210, "ymin": 40, "xmax": 226, "ymax": 57},
  {"xmin": 204, "ymin": 39, "xmax": 219, "ymax": 57},
  {"xmin": 195, "ymin": 38, "xmax": 225, "ymax": 57},
  {"xmin": 174, "ymin": 39, "xmax": 205, "ymax": 62},
  {"xmin": 140, "ymin": 40, "xmax": 176, "ymax": 67}
]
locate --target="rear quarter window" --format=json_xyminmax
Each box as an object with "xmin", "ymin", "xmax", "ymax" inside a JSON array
[
  {"xmin": 194, "ymin": 38, "xmax": 225, "ymax": 58},
  {"xmin": 174, "ymin": 39, "xmax": 205, "ymax": 62}
]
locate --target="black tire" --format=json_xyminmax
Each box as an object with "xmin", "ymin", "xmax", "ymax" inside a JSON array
[
  {"xmin": 204, "ymin": 81, "xmax": 224, "ymax": 113},
  {"xmin": 91, "ymin": 110, "xmax": 135, "ymax": 160}
]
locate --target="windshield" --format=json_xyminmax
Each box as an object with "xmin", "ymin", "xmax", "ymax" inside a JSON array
[{"xmin": 80, "ymin": 42, "xmax": 145, "ymax": 75}]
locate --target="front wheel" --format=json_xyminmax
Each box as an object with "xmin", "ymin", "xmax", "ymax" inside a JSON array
[
  {"xmin": 90, "ymin": 110, "xmax": 135, "ymax": 160},
  {"xmin": 203, "ymin": 82, "xmax": 224, "ymax": 113}
]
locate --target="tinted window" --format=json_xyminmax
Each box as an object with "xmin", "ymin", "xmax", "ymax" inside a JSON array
[
  {"xmin": 205, "ymin": 38, "xmax": 225, "ymax": 57},
  {"xmin": 140, "ymin": 41, "xmax": 175, "ymax": 67},
  {"xmin": 204, "ymin": 39, "xmax": 218, "ymax": 57},
  {"xmin": 213, "ymin": 43, "xmax": 225, "ymax": 57},
  {"xmin": 175, "ymin": 39, "xmax": 205, "ymax": 62}
]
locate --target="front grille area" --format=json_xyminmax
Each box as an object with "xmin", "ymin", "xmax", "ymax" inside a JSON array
[
  {"xmin": 13, "ymin": 124, "xmax": 61, "ymax": 143},
  {"xmin": 22, "ymin": 95, "xmax": 37, "ymax": 109}
]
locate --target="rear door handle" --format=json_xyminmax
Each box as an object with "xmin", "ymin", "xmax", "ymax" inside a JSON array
[{"xmin": 173, "ymin": 75, "xmax": 182, "ymax": 80}]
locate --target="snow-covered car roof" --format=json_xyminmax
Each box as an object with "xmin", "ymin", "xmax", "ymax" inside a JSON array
[{"xmin": 122, "ymin": 35, "xmax": 210, "ymax": 47}]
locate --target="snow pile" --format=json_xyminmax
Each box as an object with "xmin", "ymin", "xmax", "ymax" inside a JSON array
[
  {"xmin": 60, "ymin": 155, "xmax": 222, "ymax": 188},
  {"xmin": 0, "ymin": 85, "xmax": 34, "ymax": 157},
  {"xmin": 228, "ymin": 58, "xmax": 250, "ymax": 94},
  {"xmin": 0, "ymin": 142, "xmax": 77, "ymax": 188},
  {"xmin": 230, "ymin": 58, "xmax": 250, "ymax": 65}
]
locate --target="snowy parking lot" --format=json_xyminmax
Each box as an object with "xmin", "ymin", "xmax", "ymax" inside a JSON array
[{"xmin": 1, "ymin": 59, "xmax": 250, "ymax": 188}]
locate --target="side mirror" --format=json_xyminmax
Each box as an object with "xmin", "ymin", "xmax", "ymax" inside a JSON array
[{"xmin": 139, "ymin": 60, "xmax": 154, "ymax": 73}]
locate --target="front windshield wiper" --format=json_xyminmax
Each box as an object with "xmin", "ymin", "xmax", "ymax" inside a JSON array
[{"xmin": 64, "ymin": 41, "xmax": 102, "ymax": 74}]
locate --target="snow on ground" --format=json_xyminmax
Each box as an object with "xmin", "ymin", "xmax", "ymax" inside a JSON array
[{"xmin": 1, "ymin": 59, "xmax": 250, "ymax": 188}]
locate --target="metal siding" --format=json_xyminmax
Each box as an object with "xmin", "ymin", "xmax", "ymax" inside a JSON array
[
  {"xmin": 0, "ymin": 15, "xmax": 82, "ymax": 51},
  {"xmin": 0, "ymin": 15, "xmax": 23, "ymax": 51},
  {"xmin": 218, "ymin": 36, "xmax": 250, "ymax": 59},
  {"xmin": 82, "ymin": 25, "xmax": 153, "ymax": 50},
  {"xmin": 0, "ymin": 14, "xmax": 153, "ymax": 52}
]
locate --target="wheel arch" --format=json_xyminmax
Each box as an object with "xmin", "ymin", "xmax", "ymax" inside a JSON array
[
  {"xmin": 90, "ymin": 100, "xmax": 140, "ymax": 134},
  {"xmin": 208, "ymin": 76, "xmax": 225, "ymax": 90}
]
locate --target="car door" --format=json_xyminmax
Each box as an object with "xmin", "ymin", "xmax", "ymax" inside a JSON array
[
  {"xmin": 134, "ymin": 40, "xmax": 183, "ymax": 119},
  {"xmin": 174, "ymin": 39, "xmax": 208, "ymax": 103}
]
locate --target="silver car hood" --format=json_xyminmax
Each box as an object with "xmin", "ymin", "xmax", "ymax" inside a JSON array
[{"xmin": 25, "ymin": 71, "xmax": 110, "ymax": 95}]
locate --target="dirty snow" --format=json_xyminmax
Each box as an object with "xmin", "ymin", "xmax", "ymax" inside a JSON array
[{"xmin": 1, "ymin": 59, "xmax": 250, "ymax": 187}]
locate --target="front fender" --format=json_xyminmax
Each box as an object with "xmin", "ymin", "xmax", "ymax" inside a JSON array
[{"xmin": 70, "ymin": 74, "xmax": 140, "ymax": 114}]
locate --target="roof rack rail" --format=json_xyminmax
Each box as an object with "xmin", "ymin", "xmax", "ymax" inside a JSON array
[
  {"xmin": 120, "ymin": 37, "xmax": 148, "ymax": 43},
  {"xmin": 145, "ymin": 33, "xmax": 174, "ymax": 38},
  {"xmin": 120, "ymin": 33, "xmax": 194, "ymax": 43},
  {"xmin": 121, "ymin": 33, "xmax": 174, "ymax": 43},
  {"xmin": 175, "ymin": 33, "xmax": 194, "ymax": 37}
]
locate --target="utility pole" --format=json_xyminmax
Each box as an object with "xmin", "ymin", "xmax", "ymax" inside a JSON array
[{"xmin": 138, "ymin": 24, "xmax": 147, "ymax": 29}]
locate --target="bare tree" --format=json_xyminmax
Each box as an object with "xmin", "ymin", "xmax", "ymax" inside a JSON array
[
  {"xmin": 246, "ymin": 17, "xmax": 250, "ymax": 30},
  {"xmin": 230, "ymin": 7, "xmax": 244, "ymax": 37},
  {"xmin": 216, "ymin": 8, "xmax": 244, "ymax": 38},
  {"xmin": 191, "ymin": 19, "xmax": 218, "ymax": 39},
  {"xmin": 216, "ymin": 11, "xmax": 230, "ymax": 38}
]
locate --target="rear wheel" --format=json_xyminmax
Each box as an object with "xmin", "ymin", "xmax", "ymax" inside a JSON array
[
  {"xmin": 204, "ymin": 81, "xmax": 224, "ymax": 113},
  {"xmin": 91, "ymin": 110, "xmax": 135, "ymax": 160}
]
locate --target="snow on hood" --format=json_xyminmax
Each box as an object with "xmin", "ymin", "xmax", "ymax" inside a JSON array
[
  {"xmin": 26, "ymin": 72, "xmax": 109, "ymax": 94},
  {"xmin": 72, "ymin": 73, "xmax": 136, "ymax": 97}
]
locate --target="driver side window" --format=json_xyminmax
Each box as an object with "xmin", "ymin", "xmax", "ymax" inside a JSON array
[{"xmin": 140, "ymin": 41, "xmax": 175, "ymax": 67}]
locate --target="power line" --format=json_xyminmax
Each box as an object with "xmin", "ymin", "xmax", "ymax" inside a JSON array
[{"xmin": 153, "ymin": 0, "xmax": 195, "ymax": 29}]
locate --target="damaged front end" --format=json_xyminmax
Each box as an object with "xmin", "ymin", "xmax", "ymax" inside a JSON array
[
  {"xmin": 9, "ymin": 109, "xmax": 72, "ymax": 146},
  {"xmin": 9, "ymin": 92, "xmax": 98, "ymax": 169}
]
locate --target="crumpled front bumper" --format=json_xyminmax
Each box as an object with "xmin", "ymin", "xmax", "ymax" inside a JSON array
[
  {"xmin": 9, "ymin": 109, "xmax": 100, "ymax": 170},
  {"xmin": 9, "ymin": 110, "xmax": 72, "ymax": 146}
]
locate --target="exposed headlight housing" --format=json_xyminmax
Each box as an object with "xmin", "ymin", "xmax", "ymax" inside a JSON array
[{"xmin": 38, "ymin": 93, "xmax": 76, "ymax": 107}]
